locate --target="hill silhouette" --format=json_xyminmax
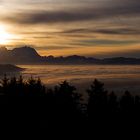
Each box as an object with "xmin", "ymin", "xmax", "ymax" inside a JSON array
[
  {"xmin": 0, "ymin": 64, "xmax": 24, "ymax": 74},
  {"xmin": 1, "ymin": 46, "xmax": 140, "ymax": 64}
]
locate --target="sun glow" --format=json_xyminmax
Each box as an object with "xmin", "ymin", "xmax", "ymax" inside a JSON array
[{"xmin": 0, "ymin": 25, "xmax": 13, "ymax": 44}]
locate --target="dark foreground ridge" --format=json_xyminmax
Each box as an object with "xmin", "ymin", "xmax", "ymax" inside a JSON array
[
  {"xmin": 1, "ymin": 46, "xmax": 140, "ymax": 64},
  {"xmin": 0, "ymin": 64, "xmax": 24, "ymax": 73},
  {"xmin": 0, "ymin": 75, "xmax": 140, "ymax": 130}
]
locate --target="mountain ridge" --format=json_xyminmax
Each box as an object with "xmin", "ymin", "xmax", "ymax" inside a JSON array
[{"xmin": 0, "ymin": 46, "xmax": 140, "ymax": 65}]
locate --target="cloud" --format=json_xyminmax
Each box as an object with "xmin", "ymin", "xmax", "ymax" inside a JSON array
[
  {"xmin": 1, "ymin": 1, "xmax": 140, "ymax": 25},
  {"xmin": 35, "ymin": 45, "xmax": 76, "ymax": 50},
  {"xmin": 96, "ymin": 49, "xmax": 140, "ymax": 58},
  {"xmin": 60, "ymin": 27, "xmax": 140, "ymax": 36},
  {"xmin": 94, "ymin": 28, "xmax": 140, "ymax": 35},
  {"xmin": 78, "ymin": 39, "xmax": 140, "ymax": 46},
  {"xmin": 1, "ymin": 0, "xmax": 140, "ymax": 58}
]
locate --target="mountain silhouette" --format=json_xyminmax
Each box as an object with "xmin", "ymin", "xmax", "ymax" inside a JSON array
[
  {"xmin": 0, "ymin": 46, "xmax": 42, "ymax": 64},
  {"xmin": 0, "ymin": 46, "xmax": 140, "ymax": 64},
  {"xmin": 11, "ymin": 46, "xmax": 40, "ymax": 58}
]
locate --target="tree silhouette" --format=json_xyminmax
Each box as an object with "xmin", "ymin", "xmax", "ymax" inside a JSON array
[
  {"xmin": 87, "ymin": 79, "xmax": 108, "ymax": 117},
  {"xmin": 135, "ymin": 95, "xmax": 140, "ymax": 113},
  {"xmin": 26, "ymin": 76, "xmax": 46, "ymax": 96},
  {"xmin": 108, "ymin": 91, "xmax": 118, "ymax": 113},
  {"xmin": 50, "ymin": 81, "xmax": 83, "ymax": 127},
  {"xmin": 8, "ymin": 76, "xmax": 18, "ymax": 96},
  {"xmin": 0, "ymin": 76, "xmax": 139, "ymax": 129},
  {"xmin": 1, "ymin": 74, "xmax": 9, "ymax": 95},
  {"xmin": 120, "ymin": 90, "xmax": 134, "ymax": 113},
  {"xmin": 17, "ymin": 75, "xmax": 25, "ymax": 96}
]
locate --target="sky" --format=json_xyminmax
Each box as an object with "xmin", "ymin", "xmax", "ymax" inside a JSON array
[{"xmin": 0, "ymin": 0, "xmax": 140, "ymax": 58}]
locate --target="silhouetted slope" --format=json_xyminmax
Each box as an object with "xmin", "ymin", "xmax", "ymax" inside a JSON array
[{"xmin": 0, "ymin": 64, "xmax": 24, "ymax": 73}]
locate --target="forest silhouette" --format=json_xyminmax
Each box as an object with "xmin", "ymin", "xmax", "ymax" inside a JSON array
[{"xmin": 0, "ymin": 75, "xmax": 140, "ymax": 129}]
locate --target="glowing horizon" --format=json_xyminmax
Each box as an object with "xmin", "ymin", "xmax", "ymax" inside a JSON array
[
  {"xmin": 0, "ymin": 0, "xmax": 139, "ymax": 57},
  {"xmin": 0, "ymin": 25, "xmax": 14, "ymax": 44}
]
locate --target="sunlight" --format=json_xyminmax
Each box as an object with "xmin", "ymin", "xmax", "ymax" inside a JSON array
[{"xmin": 0, "ymin": 25, "xmax": 13, "ymax": 44}]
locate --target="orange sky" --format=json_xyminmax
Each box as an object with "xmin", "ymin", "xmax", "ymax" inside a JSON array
[{"xmin": 0, "ymin": 0, "xmax": 140, "ymax": 57}]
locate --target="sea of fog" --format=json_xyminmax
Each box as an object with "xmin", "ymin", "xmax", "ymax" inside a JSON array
[{"xmin": 1, "ymin": 64, "xmax": 140, "ymax": 95}]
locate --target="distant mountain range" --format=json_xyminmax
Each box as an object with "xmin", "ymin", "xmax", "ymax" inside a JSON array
[{"xmin": 0, "ymin": 46, "xmax": 140, "ymax": 65}]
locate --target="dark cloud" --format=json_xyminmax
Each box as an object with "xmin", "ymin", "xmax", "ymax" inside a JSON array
[
  {"xmin": 95, "ymin": 28, "xmax": 140, "ymax": 35},
  {"xmin": 2, "ymin": 1, "xmax": 140, "ymax": 25},
  {"xmin": 61, "ymin": 28, "xmax": 140, "ymax": 35},
  {"xmin": 34, "ymin": 45, "xmax": 75, "ymax": 50},
  {"xmin": 62, "ymin": 29, "xmax": 89, "ymax": 34},
  {"xmin": 79, "ymin": 39, "xmax": 140, "ymax": 46},
  {"xmin": 1, "ymin": 9, "xmax": 101, "ymax": 24},
  {"xmin": 20, "ymin": 28, "xmax": 140, "ymax": 36},
  {"xmin": 22, "ymin": 28, "xmax": 140, "ymax": 39}
]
